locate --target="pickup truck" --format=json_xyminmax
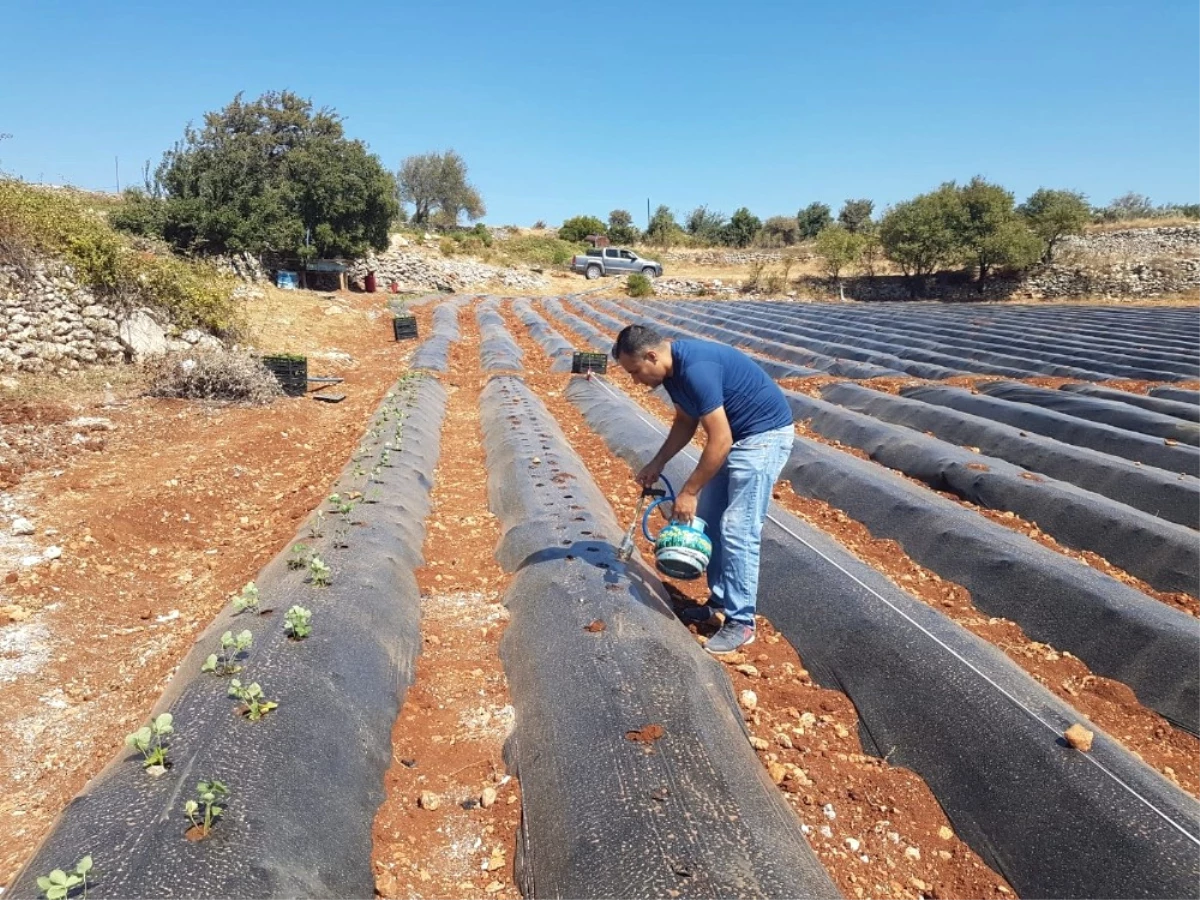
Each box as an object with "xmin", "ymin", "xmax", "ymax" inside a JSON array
[{"xmin": 570, "ymin": 247, "xmax": 664, "ymax": 280}]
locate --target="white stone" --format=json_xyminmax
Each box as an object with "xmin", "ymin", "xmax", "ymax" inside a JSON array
[
  {"xmin": 117, "ymin": 309, "xmax": 168, "ymax": 359},
  {"xmin": 11, "ymin": 517, "xmax": 35, "ymax": 535}
]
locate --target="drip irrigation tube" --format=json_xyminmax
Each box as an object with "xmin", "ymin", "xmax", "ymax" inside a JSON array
[
  {"xmin": 480, "ymin": 375, "xmax": 838, "ymax": 899},
  {"xmin": 786, "ymin": 390, "xmax": 1200, "ymax": 596},
  {"xmin": 7, "ymin": 376, "xmax": 448, "ymax": 899},
  {"xmin": 900, "ymin": 384, "xmax": 1200, "ymax": 478},
  {"xmin": 566, "ymin": 373, "xmax": 1200, "ymax": 900},
  {"xmin": 819, "ymin": 381, "xmax": 1200, "ymax": 529}
]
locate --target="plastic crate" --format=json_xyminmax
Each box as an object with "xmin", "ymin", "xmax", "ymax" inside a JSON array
[
  {"xmin": 571, "ymin": 351, "xmax": 608, "ymax": 374},
  {"xmin": 261, "ymin": 355, "xmax": 308, "ymax": 397},
  {"xmin": 392, "ymin": 315, "xmax": 419, "ymax": 341}
]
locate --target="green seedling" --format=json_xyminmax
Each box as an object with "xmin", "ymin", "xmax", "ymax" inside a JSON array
[
  {"xmin": 202, "ymin": 630, "xmax": 253, "ymax": 676},
  {"xmin": 228, "ymin": 679, "xmax": 278, "ymax": 720},
  {"xmin": 288, "ymin": 543, "xmax": 313, "ymax": 569},
  {"xmin": 184, "ymin": 779, "xmax": 229, "ymax": 836},
  {"xmin": 309, "ymin": 555, "xmax": 331, "ymax": 587},
  {"xmin": 308, "ymin": 512, "xmax": 325, "ymax": 539},
  {"xmin": 231, "ymin": 582, "xmax": 259, "ymax": 614},
  {"xmin": 284, "ymin": 605, "xmax": 312, "ymax": 639},
  {"xmin": 332, "ymin": 523, "xmax": 349, "ymax": 549},
  {"xmin": 125, "ymin": 713, "xmax": 173, "ymax": 770},
  {"xmin": 36, "ymin": 855, "xmax": 91, "ymax": 900},
  {"xmin": 328, "ymin": 492, "xmax": 342, "ymax": 506}
]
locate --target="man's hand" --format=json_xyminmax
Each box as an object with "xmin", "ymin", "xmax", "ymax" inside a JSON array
[
  {"xmin": 672, "ymin": 489, "xmax": 698, "ymax": 524},
  {"xmin": 636, "ymin": 461, "xmax": 664, "ymax": 489}
]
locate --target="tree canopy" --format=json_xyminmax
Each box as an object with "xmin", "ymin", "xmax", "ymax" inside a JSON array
[
  {"xmin": 146, "ymin": 91, "xmax": 397, "ymax": 260},
  {"xmin": 398, "ymin": 150, "xmax": 485, "ymax": 227}
]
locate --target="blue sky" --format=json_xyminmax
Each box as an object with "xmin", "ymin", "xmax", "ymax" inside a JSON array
[{"xmin": 2, "ymin": 0, "xmax": 1196, "ymax": 227}]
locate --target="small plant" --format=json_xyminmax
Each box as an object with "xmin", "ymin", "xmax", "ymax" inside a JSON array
[
  {"xmin": 125, "ymin": 713, "xmax": 173, "ymax": 770},
  {"xmin": 626, "ymin": 272, "xmax": 654, "ymax": 298},
  {"xmin": 184, "ymin": 779, "xmax": 228, "ymax": 837},
  {"xmin": 288, "ymin": 543, "xmax": 312, "ymax": 569},
  {"xmin": 231, "ymin": 582, "xmax": 259, "ymax": 614},
  {"xmin": 308, "ymin": 512, "xmax": 325, "ymax": 539},
  {"xmin": 36, "ymin": 855, "xmax": 92, "ymax": 900},
  {"xmin": 285, "ymin": 605, "xmax": 312, "ymax": 639},
  {"xmin": 201, "ymin": 630, "xmax": 253, "ymax": 675},
  {"xmin": 309, "ymin": 555, "xmax": 331, "ymax": 587},
  {"xmin": 332, "ymin": 523, "xmax": 349, "ymax": 549},
  {"xmin": 228, "ymin": 679, "xmax": 278, "ymax": 720}
]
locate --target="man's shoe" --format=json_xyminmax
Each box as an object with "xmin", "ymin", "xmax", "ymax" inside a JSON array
[
  {"xmin": 677, "ymin": 604, "xmax": 721, "ymax": 626},
  {"xmin": 704, "ymin": 621, "xmax": 756, "ymax": 654}
]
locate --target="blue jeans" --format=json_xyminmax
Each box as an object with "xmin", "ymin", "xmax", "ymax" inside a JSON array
[{"xmin": 695, "ymin": 424, "xmax": 794, "ymax": 628}]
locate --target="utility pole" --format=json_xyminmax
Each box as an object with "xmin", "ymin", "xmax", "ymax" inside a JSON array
[
  {"xmin": 646, "ymin": 198, "xmax": 651, "ymax": 229},
  {"xmin": 115, "ymin": 156, "xmax": 120, "ymax": 193}
]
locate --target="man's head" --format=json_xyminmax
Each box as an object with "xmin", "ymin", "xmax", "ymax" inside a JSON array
[{"xmin": 612, "ymin": 325, "xmax": 672, "ymax": 387}]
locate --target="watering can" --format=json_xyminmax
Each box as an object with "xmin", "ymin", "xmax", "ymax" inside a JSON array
[{"xmin": 641, "ymin": 476, "xmax": 713, "ymax": 581}]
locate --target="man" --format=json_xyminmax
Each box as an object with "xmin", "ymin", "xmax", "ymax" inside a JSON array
[{"xmin": 612, "ymin": 325, "xmax": 794, "ymax": 654}]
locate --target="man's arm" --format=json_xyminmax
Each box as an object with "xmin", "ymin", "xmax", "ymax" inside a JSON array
[
  {"xmin": 673, "ymin": 406, "xmax": 733, "ymax": 522},
  {"xmin": 637, "ymin": 406, "xmax": 698, "ymax": 487}
]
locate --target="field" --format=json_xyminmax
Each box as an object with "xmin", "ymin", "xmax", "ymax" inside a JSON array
[{"xmin": 1, "ymin": 288, "xmax": 1197, "ymax": 899}]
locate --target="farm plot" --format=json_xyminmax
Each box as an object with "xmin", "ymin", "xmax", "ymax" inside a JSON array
[{"xmin": 3, "ymin": 293, "xmax": 1197, "ymax": 900}]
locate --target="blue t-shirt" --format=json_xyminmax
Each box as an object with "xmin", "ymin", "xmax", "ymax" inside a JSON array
[{"xmin": 663, "ymin": 339, "xmax": 793, "ymax": 442}]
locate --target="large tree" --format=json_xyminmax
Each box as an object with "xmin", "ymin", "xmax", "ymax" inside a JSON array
[
  {"xmin": 796, "ymin": 202, "xmax": 832, "ymax": 238},
  {"xmin": 1019, "ymin": 188, "xmax": 1090, "ymax": 262},
  {"xmin": 152, "ymin": 90, "xmax": 397, "ymax": 260},
  {"xmin": 684, "ymin": 206, "xmax": 726, "ymax": 244},
  {"xmin": 722, "ymin": 207, "xmax": 762, "ymax": 248},
  {"xmin": 607, "ymin": 209, "xmax": 640, "ymax": 244},
  {"xmin": 957, "ymin": 176, "xmax": 1041, "ymax": 284},
  {"xmin": 398, "ymin": 149, "xmax": 485, "ymax": 227},
  {"xmin": 646, "ymin": 205, "xmax": 683, "ymax": 247},
  {"xmin": 837, "ymin": 198, "xmax": 875, "ymax": 233},
  {"xmin": 559, "ymin": 215, "xmax": 607, "ymax": 243},
  {"xmin": 878, "ymin": 184, "xmax": 963, "ymax": 292}
]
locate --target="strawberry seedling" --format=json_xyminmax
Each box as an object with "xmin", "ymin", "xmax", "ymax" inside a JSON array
[
  {"xmin": 125, "ymin": 713, "xmax": 173, "ymax": 770},
  {"xmin": 36, "ymin": 855, "xmax": 91, "ymax": 900},
  {"xmin": 228, "ymin": 680, "xmax": 278, "ymax": 720},
  {"xmin": 201, "ymin": 630, "xmax": 253, "ymax": 676},
  {"xmin": 285, "ymin": 605, "xmax": 312, "ymax": 639}
]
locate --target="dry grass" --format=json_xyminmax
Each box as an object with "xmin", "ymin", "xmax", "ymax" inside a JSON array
[
  {"xmin": 1086, "ymin": 216, "xmax": 1198, "ymax": 233},
  {"xmin": 0, "ymin": 362, "xmax": 146, "ymax": 404}
]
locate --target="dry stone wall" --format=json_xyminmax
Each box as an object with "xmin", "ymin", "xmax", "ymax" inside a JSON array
[
  {"xmin": 350, "ymin": 247, "xmax": 548, "ymax": 293},
  {"xmin": 0, "ymin": 259, "xmax": 223, "ymax": 375},
  {"xmin": 0, "ymin": 260, "xmax": 127, "ymax": 373}
]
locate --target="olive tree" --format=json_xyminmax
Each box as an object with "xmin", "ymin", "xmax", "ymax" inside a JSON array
[
  {"xmin": 814, "ymin": 225, "xmax": 864, "ymax": 281},
  {"xmin": 398, "ymin": 150, "xmax": 485, "ymax": 227},
  {"xmin": 1019, "ymin": 188, "xmax": 1090, "ymax": 262}
]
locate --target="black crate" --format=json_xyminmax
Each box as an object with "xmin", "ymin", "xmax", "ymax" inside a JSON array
[
  {"xmin": 261, "ymin": 355, "xmax": 308, "ymax": 397},
  {"xmin": 392, "ymin": 315, "xmax": 419, "ymax": 341},
  {"xmin": 571, "ymin": 351, "xmax": 608, "ymax": 374}
]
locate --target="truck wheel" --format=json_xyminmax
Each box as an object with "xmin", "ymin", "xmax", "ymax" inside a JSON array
[
  {"xmin": 586, "ymin": 265, "xmax": 601, "ymax": 280},
  {"xmin": 641, "ymin": 267, "xmax": 657, "ymax": 279}
]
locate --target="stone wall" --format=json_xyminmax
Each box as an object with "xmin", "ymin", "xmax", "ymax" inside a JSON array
[
  {"xmin": 0, "ymin": 258, "xmax": 223, "ymax": 375},
  {"xmin": 655, "ymin": 226, "xmax": 1200, "ymax": 301},
  {"xmin": 350, "ymin": 244, "xmax": 548, "ymax": 293},
  {"xmin": 0, "ymin": 260, "xmax": 127, "ymax": 373}
]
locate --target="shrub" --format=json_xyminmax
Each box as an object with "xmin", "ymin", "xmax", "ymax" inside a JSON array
[
  {"xmin": 144, "ymin": 349, "xmax": 283, "ymax": 403},
  {"xmin": 797, "ymin": 202, "xmax": 832, "ymax": 238},
  {"xmin": 0, "ymin": 179, "xmax": 241, "ymax": 334},
  {"xmin": 109, "ymin": 187, "xmax": 167, "ymax": 239},
  {"xmin": 837, "ymin": 199, "xmax": 874, "ymax": 233},
  {"xmin": 814, "ymin": 225, "xmax": 865, "ymax": 281},
  {"xmin": 498, "ymin": 235, "xmax": 578, "ymax": 266},
  {"xmin": 626, "ymin": 273, "xmax": 654, "ymax": 297},
  {"xmin": 558, "ymin": 215, "xmax": 607, "ymax": 243}
]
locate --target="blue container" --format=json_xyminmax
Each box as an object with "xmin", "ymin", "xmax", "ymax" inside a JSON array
[{"xmin": 275, "ymin": 270, "xmax": 299, "ymax": 290}]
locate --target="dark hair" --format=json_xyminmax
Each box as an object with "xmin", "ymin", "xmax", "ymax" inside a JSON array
[{"xmin": 611, "ymin": 324, "xmax": 664, "ymax": 360}]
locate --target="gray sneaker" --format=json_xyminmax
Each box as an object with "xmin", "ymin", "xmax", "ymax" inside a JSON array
[{"xmin": 704, "ymin": 621, "xmax": 756, "ymax": 654}]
